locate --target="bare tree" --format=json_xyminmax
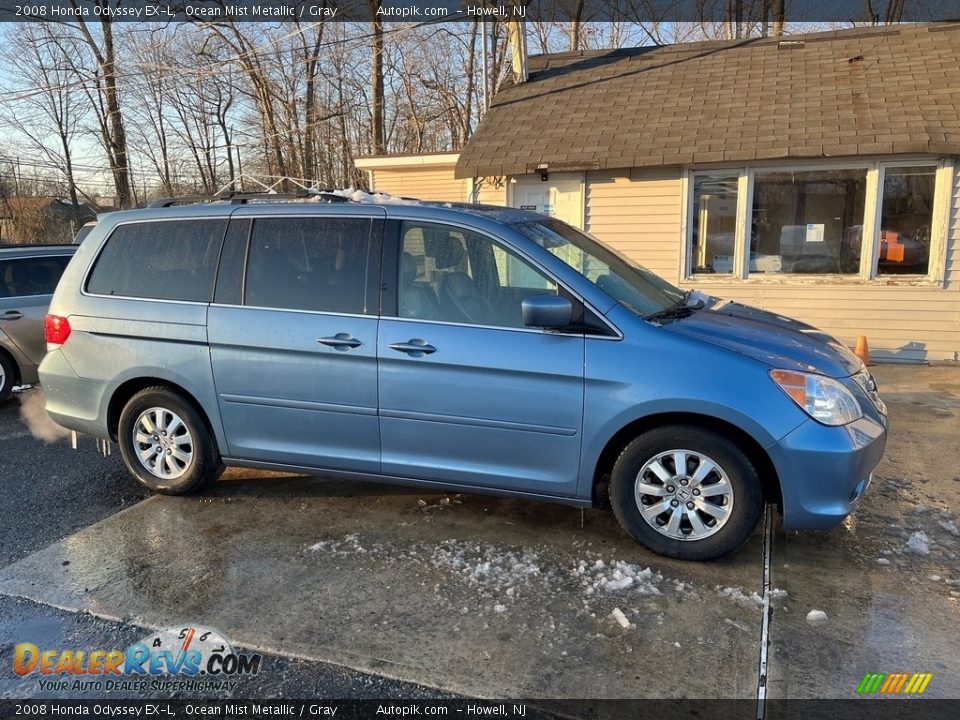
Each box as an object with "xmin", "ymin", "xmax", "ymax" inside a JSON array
[
  {"xmin": 68, "ymin": 1, "xmax": 133, "ymax": 207},
  {"xmin": 0, "ymin": 24, "xmax": 87, "ymax": 222},
  {"xmin": 368, "ymin": 1, "xmax": 386, "ymax": 154}
]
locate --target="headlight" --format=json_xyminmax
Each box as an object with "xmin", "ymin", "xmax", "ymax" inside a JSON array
[
  {"xmin": 770, "ymin": 369, "xmax": 863, "ymax": 426},
  {"xmin": 852, "ymin": 368, "xmax": 887, "ymax": 416}
]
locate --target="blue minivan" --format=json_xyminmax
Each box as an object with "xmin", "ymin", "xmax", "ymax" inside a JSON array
[{"xmin": 39, "ymin": 193, "xmax": 887, "ymax": 560}]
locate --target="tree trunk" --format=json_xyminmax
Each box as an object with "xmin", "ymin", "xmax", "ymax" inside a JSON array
[{"xmin": 369, "ymin": 2, "xmax": 386, "ymax": 154}]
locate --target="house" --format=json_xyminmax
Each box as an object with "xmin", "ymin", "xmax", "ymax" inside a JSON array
[
  {"xmin": 0, "ymin": 196, "xmax": 99, "ymax": 244},
  {"xmin": 358, "ymin": 22, "xmax": 960, "ymax": 362}
]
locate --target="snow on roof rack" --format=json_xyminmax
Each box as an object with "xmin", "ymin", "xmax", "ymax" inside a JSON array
[{"xmin": 147, "ymin": 190, "xmax": 349, "ymax": 208}]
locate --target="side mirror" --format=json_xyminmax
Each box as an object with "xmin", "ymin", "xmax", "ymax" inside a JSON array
[{"xmin": 522, "ymin": 295, "xmax": 572, "ymax": 330}]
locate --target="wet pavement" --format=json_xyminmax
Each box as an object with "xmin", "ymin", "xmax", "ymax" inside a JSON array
[{"xmin": 0, "ymin": 365, "xmax": 958, "ymax": 699}]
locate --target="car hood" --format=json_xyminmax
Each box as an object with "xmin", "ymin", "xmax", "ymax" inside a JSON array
[{"xmin": 662, "ymin": 299, "xmax": 862, "ymax": 378}]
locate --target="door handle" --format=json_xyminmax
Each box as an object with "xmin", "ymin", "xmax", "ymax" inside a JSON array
[
  {"xmin": 317, "ymin": 333, "xmax": 362, "ymax": 350},
  {"xmin": 389, "ymin": 339, "xmax": 436, "ymax": 356},
  {"xmin": 2, "ymin": 311, "xmax": 23, "ymax": 321}
]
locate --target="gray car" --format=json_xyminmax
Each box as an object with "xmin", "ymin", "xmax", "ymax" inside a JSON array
[{"xmin": 0, "ymin": 244, "xmax": 76, "ymax": 401}]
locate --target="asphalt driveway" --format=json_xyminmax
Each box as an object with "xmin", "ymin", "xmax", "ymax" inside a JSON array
[{"xmin": 0, "ymin": 365, "xmax": 957, "ymax": 700}]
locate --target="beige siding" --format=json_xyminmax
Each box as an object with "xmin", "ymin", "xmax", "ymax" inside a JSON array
[
  {"xmin": 586, "ymin": 170, "xmax": 683, "ymax": 280},
  {"xmin": 949, "ymin": 162, "xmax": 960, "ymax": 291},
  {"xmin": 370, "ymin": 166, "xmax": 468, "ymax": 202},
  {"xmin": 474, "ymin": 177, "xmax": 507, "ymax": 206},
  {"xmin": 585, "ymin": 166, "xmax": 960, "ymax": 363}
]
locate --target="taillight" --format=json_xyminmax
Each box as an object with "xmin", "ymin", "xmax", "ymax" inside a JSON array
[{"xmin": 45, "ymin": 314, "xmax": 71, "ymax": 347}]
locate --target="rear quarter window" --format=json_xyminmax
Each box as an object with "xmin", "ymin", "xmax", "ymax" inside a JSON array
[{"xmin": 86, "ymin": 220, "xmax": 228, "ymax": 302}]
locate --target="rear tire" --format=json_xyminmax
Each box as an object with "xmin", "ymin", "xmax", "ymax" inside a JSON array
[
  {"xmin": 117, "ymin": 386, "xmax": 222, "ymax": 495},
  {"xmin": 0, "ymin": 351, "xmax": 15, "ymax": 403},
  {"xmin": 609, "ymin": 425, "xmax": 764, "ymax": 561}
]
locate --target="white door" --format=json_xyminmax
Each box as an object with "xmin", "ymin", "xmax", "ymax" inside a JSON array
[{"xmin": 512, "ymin": 174, "xmax": 584, "ymax": 229}]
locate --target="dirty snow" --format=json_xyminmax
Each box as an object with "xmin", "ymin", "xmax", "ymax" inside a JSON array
[
  {"xmin": 308, "ymin": 533, "xmax": 366, "ymax": 554},
  {"xmin": 905, "ymin": 531, "xmax": 931, "ymax": 555},
  {"xmin": 939, "ymin": 520, "xmax": 960, "ymax": 537},
  {"xmin": 429, "ymin": 539, "xmax": 542, "ymax": 590},
  {"xmin": 717, "ymin": 585, "xmax": 764, "ymax": 608},
  {"xmin": 575, "ymin": 559, "xmax": 662, "ymax": 596}
]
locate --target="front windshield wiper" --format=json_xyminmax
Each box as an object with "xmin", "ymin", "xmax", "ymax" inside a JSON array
[{"xmin": 644, "ymin": 294, "xmax": 705, "ymax": 323}]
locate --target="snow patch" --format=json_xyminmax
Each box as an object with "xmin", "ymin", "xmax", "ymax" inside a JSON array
[
  {"xmin": 429, "ymin": 539, "xmax": 542, "ymax": 589},
  {"xmin": 717, "ymin": 585, "xmax": 764, "ymax": 608},
  {"xmin": 905, "ymin": 531, "xmax": 931, "ymax": 555},
  {"xmin": 308, "ymin": 533, "xmax": 366, "ymax": 554},
  {"xmin": 611, "ymin": 607, "xmax": 631, "ymax": 629},
  {"xmin": 938, "ymin": 520, "xmax": 960, "ymax": 537},
  {"xmin": 574, "ymin": 560, "xmax": 662, "ymax": 596},
  {"xmin": 330, "ymin": 187, "xmax": 420, "ymax": 205}
]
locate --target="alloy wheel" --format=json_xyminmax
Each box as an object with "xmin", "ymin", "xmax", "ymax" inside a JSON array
[
  {"xmin": 132, "ymin": 407, "xmax": 194, "ymax": 480},
  {"xmin": 634, "ymin": 449, "xmax": 734, "ymax": 541}
]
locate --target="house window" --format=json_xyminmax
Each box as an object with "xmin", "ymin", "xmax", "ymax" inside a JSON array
[
  {"xmin": 690, "ymin": 174, "xmax": 738, "ymax": 274},
  {"xmin": 685, "ymin": 160, "xmax": 948, "ymax": 282},
  {"xmin": 878, "ymin": 165, "xmax": 936, "ymax": 275},
  {"xmin": 751, "ymin": 169, "xmax": 866, "ymax": 275}
]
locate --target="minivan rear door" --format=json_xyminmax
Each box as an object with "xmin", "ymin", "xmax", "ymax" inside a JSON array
[
  {"xmin": 377, "ymin": 219, "xmax": 585, "ymax": 497},
  {"xmin": 208, "ymin": 209, "xmax": 385, "ymax": 472}
]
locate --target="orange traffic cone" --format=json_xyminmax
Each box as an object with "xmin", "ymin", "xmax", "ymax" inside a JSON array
[{"xmin": 854, "ymin": 335, "xmax": 872, "ymax": 366}]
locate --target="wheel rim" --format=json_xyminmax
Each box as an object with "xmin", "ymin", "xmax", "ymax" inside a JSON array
[
  {"xmin": 0, "ymin": 364, "xmax": 6, "ymax": 393},
  {"xmin": 132, "ymin": 407, "xmax": 194, "ymax": 480},
  {"xmin": 634, "ymin": 449, "xmax": 734, "ymax": 541}
]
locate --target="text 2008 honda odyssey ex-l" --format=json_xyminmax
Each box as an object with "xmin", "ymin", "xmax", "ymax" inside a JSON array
[{"xmin": 39, "ymin": 192, "xmax": 887, "ymax": 560}]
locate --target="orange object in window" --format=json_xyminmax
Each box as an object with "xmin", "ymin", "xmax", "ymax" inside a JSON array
[{"xmin": 881, "ymin": 230, "xmax": 905, "ymax": 262}]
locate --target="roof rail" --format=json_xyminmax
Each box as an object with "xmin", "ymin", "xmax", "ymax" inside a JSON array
[{"xmin": 147, "ymin": 190, "xmax": 350, "ymax": 208}]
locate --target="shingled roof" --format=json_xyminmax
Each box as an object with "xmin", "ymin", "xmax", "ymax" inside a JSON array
[{"xmin": 455, "ymin": 23, "xmax": 960, "ymax": 179}]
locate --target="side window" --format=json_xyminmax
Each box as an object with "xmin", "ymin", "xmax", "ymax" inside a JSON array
[
  {"xmin": 0, "ymin": 256, "xmax": 71, "ymax": 298},
  {"xmin": 244, "ymin": 217, "xmax": 371, "ymax": 314},
  {"xmin": 399, "ymin": 221, "xmax": 557, "ymax": 328},
  {"xmin": 87, "ymin": 220, "xmax": 227, "ymax": 302}
]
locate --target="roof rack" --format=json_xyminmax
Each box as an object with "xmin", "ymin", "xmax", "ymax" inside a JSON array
[{"xmin": 147, "ymin": 190, "xmax": 350, "ymax": 208}]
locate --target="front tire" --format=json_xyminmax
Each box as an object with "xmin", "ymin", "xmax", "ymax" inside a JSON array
[
  {"xmin": 610, "ymin": 425, "xmax": 764, "ymax": 561},
  {"xmin": 118, "ymin": 387, "xmax": 222, "ymax": 495}
]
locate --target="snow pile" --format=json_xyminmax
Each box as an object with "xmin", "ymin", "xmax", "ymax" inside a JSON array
[
  {"xmin": 329, "ymin": 187, "xmax": 420, "ymax": 205},
  {"xmin": 574, "ymin": 559, "xmax": 662, "ymax": 596},
  {"xmin": 717, "ymin": 585, "xmax": 764, "ymax": 608},
  {"xmin": 428, "ymin": 539, "xmax": 542, "ymax": 590},
  {"xmin": 905, "ymin": 531, "xmax": 931, "ymax": 555}
]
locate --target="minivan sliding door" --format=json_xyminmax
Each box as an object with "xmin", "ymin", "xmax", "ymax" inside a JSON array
[{"xmin": 208, "ymin": 211, "xmax": 385, "ymax": 472}]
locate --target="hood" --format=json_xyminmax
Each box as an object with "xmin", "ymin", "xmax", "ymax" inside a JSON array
[{"xmin": 663, "ymin": 299, "xmax": 862, "ymax": 378}]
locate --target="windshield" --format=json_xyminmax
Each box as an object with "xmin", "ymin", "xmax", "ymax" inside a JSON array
[{"xmin": 511, "ymin": 218, "xmax": 685, "ymax": 316}]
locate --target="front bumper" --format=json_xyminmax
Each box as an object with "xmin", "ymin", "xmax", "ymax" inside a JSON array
[{"xmin": 769, "ymin": 413, "xmax": 887, "ymax": 531}]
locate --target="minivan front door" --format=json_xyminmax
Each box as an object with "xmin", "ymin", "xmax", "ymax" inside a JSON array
[
  {"xmin": 377, "ymin": 221, "xmax": 584, "ymax": 497},
  {"xmin": 208, "ymin": 213, "xmax": 383, "ymax": 472}
]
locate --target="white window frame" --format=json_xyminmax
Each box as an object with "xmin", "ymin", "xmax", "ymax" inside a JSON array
[{"xmin": 680, "ymin": 157, "xmax": 954, "ymax": 287}]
